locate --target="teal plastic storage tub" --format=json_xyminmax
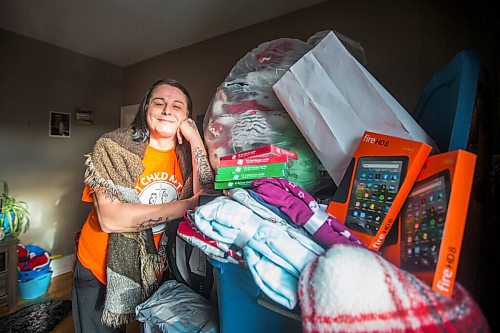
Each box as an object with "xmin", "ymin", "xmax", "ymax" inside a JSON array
[
  {"xmin": 18, "ymin": 270, "xmax": 53, "ymax": 299},
  {"xmin": 413, "ymin": 49, "xmax": 480, "ymax": 152},
  {"xmin": 210, "ymin": 259, "xmax": 302, "ymax": 333}
]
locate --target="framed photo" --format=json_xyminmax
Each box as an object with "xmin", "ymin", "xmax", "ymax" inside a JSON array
[
  {"xmin": 49, "ymin": 111, "xmax": 71, "ymax": 138},
  {"xmin": 76, "ymin": 109, "xmax": 93, "ymax": 125}
]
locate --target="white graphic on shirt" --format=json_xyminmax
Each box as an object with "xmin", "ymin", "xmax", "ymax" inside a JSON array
[
  {"xmin": 138, "ymin": 180, "xmax": 179, "ymax": 234},
  {"xmin": 135, "ymin": 172, "xmax": 183, "ymax": 193}
]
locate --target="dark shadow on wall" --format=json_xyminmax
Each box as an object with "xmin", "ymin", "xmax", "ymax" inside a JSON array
[{"xmin": 457, "ymin": 69, "xmax": 497, "ymax": 332}]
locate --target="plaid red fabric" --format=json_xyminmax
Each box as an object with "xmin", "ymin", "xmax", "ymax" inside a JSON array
[{"xmin": 299, "ymin": 245, "xmax": 489, "ymax": 333}]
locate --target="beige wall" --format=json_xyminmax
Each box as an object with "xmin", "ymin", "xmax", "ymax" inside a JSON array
[{"xmin": 0, "ymin": 29, "xmax": 123, "ymax": 256}]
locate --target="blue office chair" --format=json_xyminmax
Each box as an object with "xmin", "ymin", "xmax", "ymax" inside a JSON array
[{"xmin": 413, "ymin": 49, "xmax": 480, "ymax": 152}]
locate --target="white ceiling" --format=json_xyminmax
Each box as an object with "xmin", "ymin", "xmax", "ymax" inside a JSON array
[{"xmin": 0, "ymin": 0, "xmax": 326, "ymax": 67}]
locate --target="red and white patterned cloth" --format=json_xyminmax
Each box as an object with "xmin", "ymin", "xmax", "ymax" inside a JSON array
[
  {"xmin": 299, "ymin": 244, "xmax": 489, "ymax": 333},
  {"xmin": 177, "ymin": 210, "xmax": 244, "ymax": 265}
]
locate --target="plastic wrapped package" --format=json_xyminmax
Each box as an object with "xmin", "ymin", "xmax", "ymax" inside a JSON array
[
  {"xmin": 225, "ymin": 38, "xmax": 313, "ymax": 81},
  {"xmin": 203, "ymin": 36, "xmax": 324, "ymax": 193},
  {"xmin": 203, "ymin": 31, "xmax": 370, "ymax": 194},
  {"xmin": 136, "ymin": 280, "xmax": 219, "ymax": 333}
]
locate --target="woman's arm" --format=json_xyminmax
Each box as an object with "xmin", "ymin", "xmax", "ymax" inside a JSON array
[
  {"xmin": 177, "ymin": 118, "xmax": 215, "ymax": 193},
  {"xmin": 93, "ymin": 189, "xmax": 199, "ymax": 233}
]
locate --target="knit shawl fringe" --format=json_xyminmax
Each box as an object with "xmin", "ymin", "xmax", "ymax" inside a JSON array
[
  {"xmin": 101, "ymin": 310, "xmax": 136, "ymax": 329},
  {"xmin": 84, "ymin": 128, "xmax": 193, "ymax": 328}
]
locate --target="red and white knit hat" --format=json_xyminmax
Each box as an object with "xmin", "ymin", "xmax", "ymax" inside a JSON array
[{"xmin": 299, "ymin": 244, "xmax": 489, "ymax": 333}]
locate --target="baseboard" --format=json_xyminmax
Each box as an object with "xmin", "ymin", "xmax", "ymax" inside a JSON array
[{"xmin": 51, "ymin": 254, "xmax": 75, "ymax": 277}]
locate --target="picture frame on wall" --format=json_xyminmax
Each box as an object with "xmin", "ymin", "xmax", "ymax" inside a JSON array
[
  {"xmin": 49, "ymin": 111, "xmax": 71, "ymax": 138},
  {"xmin": 76, "ymin": 109, "xmax": 94, "ymax": 125}
]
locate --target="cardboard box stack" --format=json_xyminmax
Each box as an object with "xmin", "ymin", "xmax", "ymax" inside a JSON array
[{"xmin": 214, "ymin": 145, "xmax": 298, "ymax": 190}]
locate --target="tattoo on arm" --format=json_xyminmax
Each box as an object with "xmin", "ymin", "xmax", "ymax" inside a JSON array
[
  {"xmin": 137, "ymin": 216, "xmax": 170, "ymax": 231},
  {"xmin": 187, "ymin": 119, "xmax": 197, "ymax": 130},
  {"xmin": 193, "ymin": 147, "xmax": 215, "ymax": 188}
]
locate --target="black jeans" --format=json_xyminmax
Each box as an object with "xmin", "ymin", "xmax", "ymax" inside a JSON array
[{"xmin": 72, "ymin": 258, "xmax": 126, "ymax": 333}]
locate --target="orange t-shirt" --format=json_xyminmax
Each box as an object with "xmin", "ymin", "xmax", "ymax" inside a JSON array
[{"xmin": 77, "ymin": 145, "xmax": 184, "ymax": 284}]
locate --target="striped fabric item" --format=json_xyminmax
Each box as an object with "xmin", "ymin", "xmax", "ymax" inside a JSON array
[{"xmin": 299, "ymin": 244, "xmax": 489, "ymax": 333}]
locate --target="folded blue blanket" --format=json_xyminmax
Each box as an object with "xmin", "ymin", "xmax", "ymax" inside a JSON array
[{"xmin": 194, "ymin": 196, "xmax": 324, "ymax": 309}]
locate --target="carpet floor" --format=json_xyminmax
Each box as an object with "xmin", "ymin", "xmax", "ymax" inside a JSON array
[{"xmin": 0, "ymin": 299, "xmax": 72, "ymax": 333}]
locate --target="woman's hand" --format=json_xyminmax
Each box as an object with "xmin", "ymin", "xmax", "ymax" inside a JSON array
[
  {"xmin": 177, "ymin": 117, "xmax": 215, "ymax": 192},
  {"xmin": 177, "ymin": 118, "xmax": 202, "ymax": 145}
]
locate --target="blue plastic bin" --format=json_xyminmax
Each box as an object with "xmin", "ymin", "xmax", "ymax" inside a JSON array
[
  {"xmin": 18, "ymin": 270, "xmax": 53, "ymax": 299},
  {"xmin": 413, "ymin": 49, "xmax": 480, "ymax": 152},
  {"xmin": 210, "ymin": 259, "xmax": 302, "ymax": 333}
]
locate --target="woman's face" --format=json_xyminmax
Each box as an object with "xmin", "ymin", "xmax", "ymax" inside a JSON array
[{"xmin": 146, "ymin": 84, "xmax": 189, "ymax": 141}]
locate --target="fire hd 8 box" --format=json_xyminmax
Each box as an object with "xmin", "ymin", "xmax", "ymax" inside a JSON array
[
  {"xmin": 327, "ymin": 131, "xmax": 432, "ymax": 251},
  {"xmin": 382, "ymin": 149, "xmax": 476, "ymax": 296}
]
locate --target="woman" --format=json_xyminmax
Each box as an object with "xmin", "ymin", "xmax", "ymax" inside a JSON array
[{"xmin": 72, "ymin": 79, "xmax": 214, "ymax": 332}]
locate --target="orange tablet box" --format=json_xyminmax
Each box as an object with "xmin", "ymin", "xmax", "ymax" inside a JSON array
[
  {"xmin": 382, "ymin": 149, "xmax": 476, "ymax": 296},
  {"xmin": 326, "ymin": 131, "xmax": 432, "ymax": 251}
]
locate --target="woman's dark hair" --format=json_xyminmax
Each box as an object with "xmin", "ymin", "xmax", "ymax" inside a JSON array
[{"xmin": 131, "ymin": 78, "xmax": 193, "ymax": 143}]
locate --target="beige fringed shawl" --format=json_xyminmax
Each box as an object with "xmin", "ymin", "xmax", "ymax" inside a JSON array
[{"xmin": 83, "ymin": 127, "xmax": 193, "ymax": 328}]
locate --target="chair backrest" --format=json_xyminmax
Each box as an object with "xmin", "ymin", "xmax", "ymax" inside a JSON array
[{"xmin": 413, "ymin": 49, "xmax": 480, "ymax": 152}]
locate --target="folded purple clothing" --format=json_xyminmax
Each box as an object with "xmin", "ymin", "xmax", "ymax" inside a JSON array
[{"xmin": 251, "ymin": 177, "xmax": 365, "ymax": 248}]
